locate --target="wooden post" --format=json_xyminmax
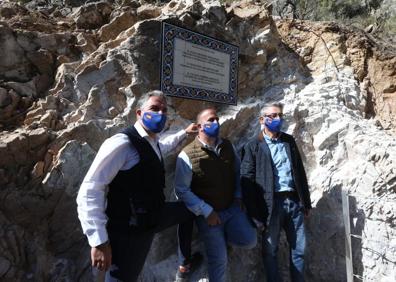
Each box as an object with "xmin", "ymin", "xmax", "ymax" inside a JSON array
[{"xmin": 342, "ymin": 190, "xmax": 354, "ymax": 282}]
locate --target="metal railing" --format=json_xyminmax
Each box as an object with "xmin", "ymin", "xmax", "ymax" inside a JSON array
[{"xmin": 341, "ymin": 190, "xmax": 396, "ymax": 282}]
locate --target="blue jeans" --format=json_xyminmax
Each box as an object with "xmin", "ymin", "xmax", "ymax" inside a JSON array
[
  {"xmin": 262, "ymin": 194, "xmax": 306, "ymax": 282},
  {"xmin": 196, "ymin": 204, "xmax": 257, "ymax": 282}
]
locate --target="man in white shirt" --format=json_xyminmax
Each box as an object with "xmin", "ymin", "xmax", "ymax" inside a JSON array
[{"xmin": 77, "ymin": 90, "xmax": 198, "ymax": 281}]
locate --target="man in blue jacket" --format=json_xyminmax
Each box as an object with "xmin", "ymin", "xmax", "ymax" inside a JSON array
[{"xmin": 241, "ymin": 103, "xmax": 312, "ymax": 282}]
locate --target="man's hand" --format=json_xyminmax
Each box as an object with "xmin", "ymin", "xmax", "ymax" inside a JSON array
[
  {"xmin": 206, "ymin": 211, "xmax": 221, "ymax": 226},
  {"xmin": 252, "ymin": 218, "xmax": 266, "ymax": 232},
  {"xmin": 91, "ymin": 241, "xmax": 112, "ymax": 271},
  {"xmin": 234, "ymin": 198, "xmax": 245, "ymax": 211},
  {"xmin": 184, "ymin": 123, "xmax": 199, "ymax": 135}
]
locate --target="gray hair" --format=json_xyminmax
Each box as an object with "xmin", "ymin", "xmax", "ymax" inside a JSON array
[
  {"xmin": 260, "ymin": 102, "xmax": 284, "ymax": 116},
  {"xmin": 136, "ymin": 90, "xmax": 167, "ymax": 109}
]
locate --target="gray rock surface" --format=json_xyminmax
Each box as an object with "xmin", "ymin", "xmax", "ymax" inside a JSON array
[{"xmin": 0, "ymin": 0, "xmax": 395, "ymax": 281}]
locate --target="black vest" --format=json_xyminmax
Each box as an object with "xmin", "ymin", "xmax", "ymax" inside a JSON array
[{"xmin": 105, "ymin": 126, "xmax": 165, "ymax": 230}]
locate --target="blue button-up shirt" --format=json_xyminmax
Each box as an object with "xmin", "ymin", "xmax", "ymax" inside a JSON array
[
  {"xmin": 174, "ymin": 138, "xmax": 242, "ymax": 218},
  {"xmin": 263, "ymin": 133, "xmax": 295, "ymax": 192}
]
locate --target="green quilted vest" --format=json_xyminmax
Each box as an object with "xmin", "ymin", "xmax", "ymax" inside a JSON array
[{"xmin": 184, "ymin": 138, "xmax": 236, "ymax": 211}]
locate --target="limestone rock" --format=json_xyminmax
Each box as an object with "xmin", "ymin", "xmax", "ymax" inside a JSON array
[
  {"xmin": 0, "ymin": 24, "xmax": 31, "ymax": 81},
  {"xmin": 0, "ymin": 0, "xmax": 395, "ymax": 281},
  {"xmin": 121, "ymin": 0, "xmax": 141, "ymax": 9},
  {"xmin": 0, "ymin": 90, "xmax": 21, "ymax": 125},
  {"xmin": 98, "ymin": 10, "xmax": 137, "ymax": 42},
  {"xmin": 31, "ymin": 161, "xmax": 45, "ymax": 178},
  {"xmin": 0, "ymin": 2, "xmax": 28, "ymax": 19},
  {"xmin": 73, "ymin": 1, "xmax": 113, "ymax": 30},
  {"xmin": 0, "ymin": 256, "xmax": 11, "ymax": 278},
  {"xmin": 227, "ymin": 0, "xmax": 270, "ymax": 21},
  {"xmin": 74, "ymin": 59, "xmax": 125, "ymax": 102},
  {"xmin": 276, "ymin": 20, "xmax": 396, "ymax": 133},
  {"xmin": 75, "ymin": 32, "xmax": 98, "ymax": 54},
  {"xmin": 5, "ymin": 80, "xmax": 37, "ymax": 98},
  {"xmin": 0, "ymin": 88, "xmax": 10, "ymax": 108},
  {"xmin": 137, "ymin": 4, "xmax": 161, "ymax": 20},
  {"xmin": 204, "ymin": 5, "xmax": 227, "ymax": 26}
]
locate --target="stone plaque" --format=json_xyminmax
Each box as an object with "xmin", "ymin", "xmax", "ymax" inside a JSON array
[{"xmin": 161, "ymin": 22, "xmax": 239, "ymax": 105}]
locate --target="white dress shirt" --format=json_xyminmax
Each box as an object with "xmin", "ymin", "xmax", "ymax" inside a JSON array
[{"xmin": 76, "ymin": 121, "xmax": 187, "ymax": 247}]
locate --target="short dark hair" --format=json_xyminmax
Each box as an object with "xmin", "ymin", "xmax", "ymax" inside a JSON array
[{"xmin": 196, "ymin": 107, "xmax": 217, "ymax": 123}]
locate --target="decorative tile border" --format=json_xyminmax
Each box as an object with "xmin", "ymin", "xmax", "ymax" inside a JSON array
[{"xmin": 160, "ymin": 22, "xmax": 239, "ymax": 105}]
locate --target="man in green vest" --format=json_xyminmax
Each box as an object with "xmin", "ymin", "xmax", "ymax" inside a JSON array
[{"xmin": 175, "ymin": 107, "xmax": 257, "ymax": 282}]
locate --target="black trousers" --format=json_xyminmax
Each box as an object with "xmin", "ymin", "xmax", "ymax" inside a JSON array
[
  {"xmin": 104, "ymin": 202, "xmax": 194, "ymax": 282},
  {"xmin": 177, "ymin": 218, "xmax": 194, "ymax": 265}
]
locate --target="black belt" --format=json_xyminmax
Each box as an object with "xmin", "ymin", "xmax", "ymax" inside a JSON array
[{"xmin": 275, "ymin": 191, "xmax": 298, "ymax": 198}]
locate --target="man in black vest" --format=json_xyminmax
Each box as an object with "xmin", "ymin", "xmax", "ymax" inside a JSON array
[
  {"xmin": 175, "ymin": 108, "xmax": 257, "ymax": 282},
  {"xmin": 77, "ymin": 91, "xmax": 200, "ymax": 282},
  {"xmin": 241, "ymin": 103, "xmax": 312, "ymax": 282}
]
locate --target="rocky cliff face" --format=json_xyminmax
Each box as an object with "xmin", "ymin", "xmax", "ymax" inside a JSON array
[{"xmin": 0, "ymin": 0, "xmax": 395, "ymax": 281}]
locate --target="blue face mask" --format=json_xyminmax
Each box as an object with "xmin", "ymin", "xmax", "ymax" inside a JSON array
[
  {"xmin": 142, "ymin": 111, "xmax": 167, "ymax": 133},
  {"xmin": 203, "ymin": 122, "xmax": 220, "ymax": 138},
  {"xmin": 265, "ymin": 118, "xmax": 283, "ymax": 133}
]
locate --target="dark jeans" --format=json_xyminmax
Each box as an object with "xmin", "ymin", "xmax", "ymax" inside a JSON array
[
  {"xmin": 262, "ymin": 193, "xmax": 306, "ymax": 282},
  {"xmin": 104, "ymin": 202, "xmax": 194, "ymax": 282}
]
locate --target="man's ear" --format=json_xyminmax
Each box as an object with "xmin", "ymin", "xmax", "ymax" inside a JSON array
[
  {"xmin": 259, "ymin": 116, "xmax": 264, "ymax": 123},
  {"xmin": 136, "ymin": 109, "xmax": 142, "ymax": 118}
]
